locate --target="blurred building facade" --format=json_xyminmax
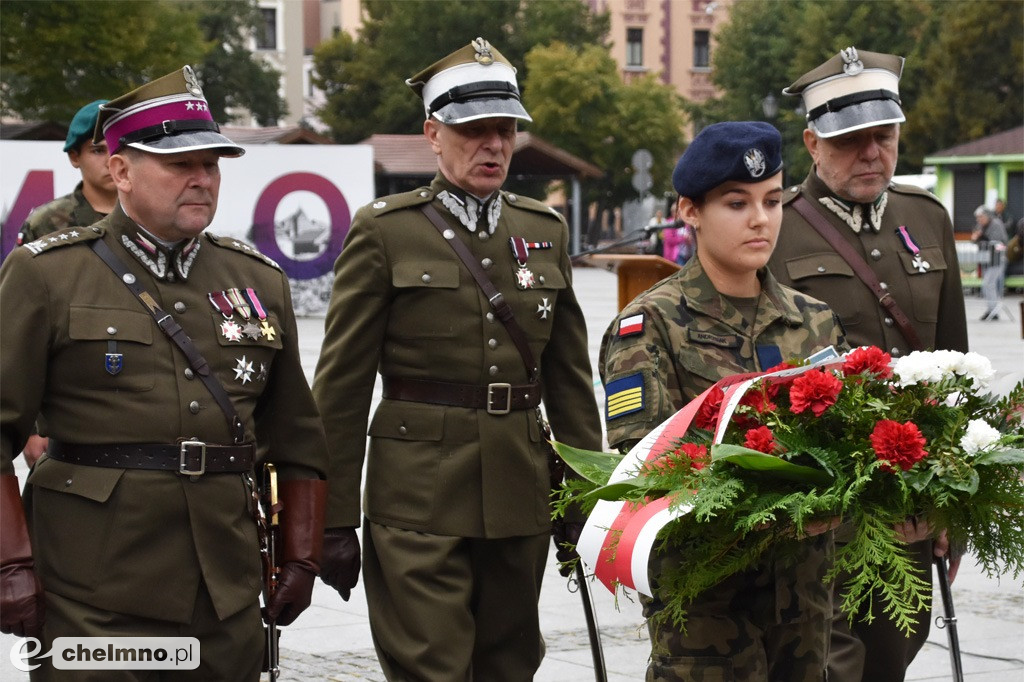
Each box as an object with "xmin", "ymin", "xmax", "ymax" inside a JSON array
[{"xmin": 250, "ymin": 0, "xmax": 732, "ymax": 130}]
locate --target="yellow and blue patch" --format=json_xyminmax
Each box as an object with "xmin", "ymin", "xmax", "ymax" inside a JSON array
[{"xmin": 605, "ymin": 373, "xmax": 644, "ymax": 420}]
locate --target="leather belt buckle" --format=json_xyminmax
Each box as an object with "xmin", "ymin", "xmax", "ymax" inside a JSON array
[
  {"xmin": 179, "ymin": 440, "xmax": 207, "ymax": 476},
  {"xmin": 486, "ymin": 383, "xmax": 512, "ymax": 415}
]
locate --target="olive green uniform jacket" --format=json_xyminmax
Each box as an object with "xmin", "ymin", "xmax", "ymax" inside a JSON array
[
  {"xmin": 18, "ymin": 182, "xmax": 106, "ymax": 245},
  {"xmin": 769, "ymin": 170, "xmax": 968, "ymax": 356},
  {"xmin": 0, "ymin": 205, "xmax": 328, "ymax": 623},
  {"xmin": 313, "ymin": 174, "xmax": 603, "ymax": 538},
  {"xmin": 600, "ymin": 257, "xmax": 846, "ymax": 679}
]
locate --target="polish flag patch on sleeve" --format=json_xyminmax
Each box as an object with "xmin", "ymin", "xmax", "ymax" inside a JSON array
[
  {"xmin": 617, "ymin": 313, "xmax": 644, "ymax": 337},
  {"xmin": 605, "ymin": 373, "xmax": 645, "ymax": 420}
]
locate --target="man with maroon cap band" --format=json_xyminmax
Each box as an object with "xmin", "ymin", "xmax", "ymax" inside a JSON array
[{"xmin": 0, "ymin": 66, "xmax": 328, "ymax": 680}]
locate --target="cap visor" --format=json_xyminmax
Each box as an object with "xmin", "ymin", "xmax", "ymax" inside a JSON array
[
  {"xmin": 810, "ymin": 99, "xmax": 905, "ymax": 138},
  {"xmin": 127, "ymin": 130, "xmax": 245, "ymax": 157},
  {"xmin": 432, "ymin": 98, "xmax": 532, "ymax": 125}
]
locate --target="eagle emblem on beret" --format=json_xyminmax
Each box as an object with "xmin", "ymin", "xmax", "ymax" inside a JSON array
[
  {"xmin": 743, "ymin": 148, "xmax": 767, "ymax": 178},
  {"xmin": 840, "ymin": 46, "xmax": 864, "ymax": 76},
  {"xmin": 473, "ymin": 37, "xmax": 494, "ymax": 65}
]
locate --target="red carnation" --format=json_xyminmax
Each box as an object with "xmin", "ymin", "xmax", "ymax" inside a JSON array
[
  {"xmin": 678, "ymin": 442, "xmax": 709, "ymax": 470},
  {"xmin": 789, "ymin": 369, "xmax": 843, "ymax": 417},
  {"xmin": 870, "ymin": 419, "xmax": 928, "ymax": 472},
  {"xmin": 696, "ymin": 386, "xmax": 724, "ymax": 430},
  {"xmin": 741, "ymin": 385, "xmax": 778, "ymax": 414},
  {"xmin": 744, "ymin": 426, "xmax": 778, "ymax": 455},
  {"xmin": 843, "ymin": 346, "xmax": 892, "ymax": 378}
]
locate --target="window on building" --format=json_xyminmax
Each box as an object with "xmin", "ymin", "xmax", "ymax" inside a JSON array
[
  {"xmin": 256, "ymin": 7, "xmax": 277, "ymax": 50},
  {"xmin": 626, "ymin": 28, "xmax": 643, "ymax": 68},
  {"xmin": 694, "ymin": 29, "xmax": 710, "ymax": 68}
]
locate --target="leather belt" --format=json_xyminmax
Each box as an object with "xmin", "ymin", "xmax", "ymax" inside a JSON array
[
  {"xmin": 48, "ymin": 440, "xmax": 255, "ymax": 476},
  {"xmin": 382, "ymin": 377, "xmax": 541, "ymax": 415}
]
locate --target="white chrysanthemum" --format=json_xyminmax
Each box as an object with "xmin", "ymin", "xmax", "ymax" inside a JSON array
[
  {"xmin": 955, "ymin": 352, "xmax": 995, "ymax": 390},
  {"xmin": 893, "ymin": 351, "xmax": 944, "ymax": 386},
  {"xmin": 931, "ymin": 350, "xmax": 963, "ymax": 377},
  {"xmin": 960, "ymin": 419, "xmax": 1002, "ymax": 455}
]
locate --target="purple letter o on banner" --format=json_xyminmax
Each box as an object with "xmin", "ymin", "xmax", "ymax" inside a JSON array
[{"xmin": 251, "ymin": 173, "xmax": 350, "ymax": 280}]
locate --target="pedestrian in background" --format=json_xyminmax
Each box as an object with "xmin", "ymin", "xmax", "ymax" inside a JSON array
[
  {"xmin": 312, "ymin": 37, "xmax": 603, "ymax": 680},
  {"xmin": 601, "ymin": 121, "xmax": 847, "ymax": 681},
  {"xmin": 768, "ymin": 46, "xmax": 968, "ymax": 682},
  {"xmin": 0, "ymin": 66, "xmax": 328, "ymax": 679},
  {"xmin": 972, "ymin": 205, "xmax": 1009, "ymax": 321}
]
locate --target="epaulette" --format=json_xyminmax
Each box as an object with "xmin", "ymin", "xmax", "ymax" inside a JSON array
[
  {"xmin": 205, "ymin": 233, "xmax": 281, "ymax": 270},
  {"xmin": 781, "ymin": 184, "xmax": 804, "ymax": 206},
  {"xmin": 501, "ymin": 191, "xmax": 565, "ymax": 223},
  {"xmin": 888, "ymin": 181, "xmax": 945, "ymax": 208},
  {"xmin": 22, "ymin": 225, "xmax": 103, "ymax": 256},
  {"xmin": 365, "ymin": 188, "xmax": 434, "ymax": 217}
]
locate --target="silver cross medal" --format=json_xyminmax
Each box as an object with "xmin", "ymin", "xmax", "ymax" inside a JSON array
[
  {"xmin": 537, "ymin": 297, "xmax": 552, "ymax": 320},
  {"xmin": 912, "ymin": 254, "xmax": 930, "ymax": 273}
]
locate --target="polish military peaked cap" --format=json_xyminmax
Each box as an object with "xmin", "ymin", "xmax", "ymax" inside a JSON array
[
  {"xmin": 94, "ymin": 65, "xmax": 244, "ymax": 157},
  {"xmin": 406, "ymin": 37, "xmax": 532, "ymax": 125}
]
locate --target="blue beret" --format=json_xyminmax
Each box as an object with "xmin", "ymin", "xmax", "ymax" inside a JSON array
[
  {"xmin": 64, "ymin": 100, "xmax": 109, "ymax": 153},
  {"xmin": 672, "ymin": 121, "xmax": 783, "ymax": 199}
]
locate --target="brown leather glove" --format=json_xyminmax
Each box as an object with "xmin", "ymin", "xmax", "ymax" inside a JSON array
[
  {"xmin": 265, "ymin": 478, "xmax": 326, "ymax": 626},
  {"xmin": 552, "ymin": 519, "xmax": 584, "ymax": 578},
  {"xmin": 1, "ymin": 474, "xmax": 44, "ymax": 637},
  {"xmin": 320, "ymin": 527, "xmax": 360, "ymax": 601}
]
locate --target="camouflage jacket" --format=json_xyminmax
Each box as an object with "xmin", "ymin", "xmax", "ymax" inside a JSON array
[
  {"xmin": 18, "ymin": 182, "xmax": 107, "ymax": 245},
  {"xmin": 600, "ymin": 255, "xmax": 846, "ymax": 450}
]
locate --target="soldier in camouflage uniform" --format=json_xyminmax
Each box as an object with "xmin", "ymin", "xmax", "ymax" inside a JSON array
[
  {"xmin": 600, "ymin": 122, "xmax": 847, "ymax": 682},
  {"xmin": 18, "ymin": 100, "xmax": 117, "ymax": 245}
]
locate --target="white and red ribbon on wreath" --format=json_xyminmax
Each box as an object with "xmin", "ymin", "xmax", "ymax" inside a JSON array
[{"xmin": 576, "ymin": 356, "xmax": 845, "ymax": 596}]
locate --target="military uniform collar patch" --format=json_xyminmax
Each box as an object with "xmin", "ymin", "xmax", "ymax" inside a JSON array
[
  {"xmin": 120, "ymin": 231, "xmax": 200, "ymax": 281},
  {"xmin": 437, "ymin": 189, "xmax": 502, "ymax": 234},
  {"xmin": 818, "ymin": 191, "xmax": 887, "ymax": 234}
]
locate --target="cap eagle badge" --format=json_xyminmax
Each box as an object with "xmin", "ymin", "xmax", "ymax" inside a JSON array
[
  {"xmin": 840, "ymin": 46, "xmax": 864, "ymax": 76},
  {"xmin": 472, "ymin": 37, "xmax": 494, "ymax": 65}
]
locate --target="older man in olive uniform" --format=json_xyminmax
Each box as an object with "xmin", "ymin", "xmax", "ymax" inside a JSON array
[
  {"xmin": 767, "ymin": 47, "xmax": 969, "ymax": 682},
  {"xmin": 0, "ymin": 67, "xmax": 328, "ymax": 680},
  {"xmin": 313, "ymin": 38, "xmax": 603, "ymax": 680}
]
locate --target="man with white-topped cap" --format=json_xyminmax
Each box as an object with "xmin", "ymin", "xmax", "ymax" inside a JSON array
[
  {"xmin": 768, "ymin": 47, "xmax": 968, "ymax": 682},
  {"xmin": 313, "ymin": 38, "xmax": 602, "ymax": 680}
]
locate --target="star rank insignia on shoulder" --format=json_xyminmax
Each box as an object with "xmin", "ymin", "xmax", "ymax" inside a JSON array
[{"xmin": 23, "ymin": 226, "xmax": 103, "ymax": 256}]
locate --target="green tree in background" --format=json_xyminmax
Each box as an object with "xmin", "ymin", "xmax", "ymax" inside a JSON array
[
  {"xmin": 312, "ymin": 0, "xmax": 610, "ymax": 143},
  {"xmin": 1, "ymin": 0, "xmax": 285, "ymax": 126},
  {"xmin": 525, "ymin": 42, "xmax": 686, "ymax": 240},
  {"xmin": 189, "ymin": 0, "xmax": 287, "ymax": 126}
]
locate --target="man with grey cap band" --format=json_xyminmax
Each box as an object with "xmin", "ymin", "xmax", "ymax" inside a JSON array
[
  {"xmin": 314, "ymin": 37, "xmax": 602, "ymax": 680},
  {"xmin": 768, "ymin": 47, "xmax": 968, "ymax": 682},
  {"xmin": 1, "ymin": 65, "xmax": 328, "ymax": 679}
]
